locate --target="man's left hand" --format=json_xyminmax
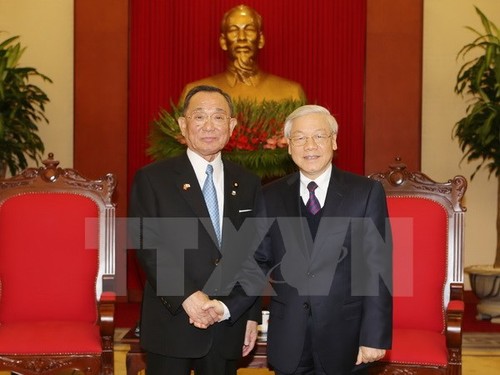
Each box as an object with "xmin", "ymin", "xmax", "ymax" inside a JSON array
[
  {"xmin": 242, "ymin": 320, "xmax": 258, "ymax": 357},
  {"xmin": 355, "ymin": 346, "xmax": 386, "ymax": 365}
]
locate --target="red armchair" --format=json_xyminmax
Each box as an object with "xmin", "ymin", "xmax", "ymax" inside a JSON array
[
  {"xmin": 368, "ymin": 159, "xmax": 467, "ymax": 375},
  {"xmin": 0, "ymin": 154, "xmax": 117, "ymax": 375}
]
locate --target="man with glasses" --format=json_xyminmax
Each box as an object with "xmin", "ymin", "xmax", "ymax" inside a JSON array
[
  {"xmin": 129, "ymin": 85, "xmax": 264, "ymax": 375},
  {"xmin": 180, "ymin": 4, "xmax": 306, "ymax": 103},
  {"xmin": 255, "ymin": 105, "xmax": 393, "ymax": 374}
]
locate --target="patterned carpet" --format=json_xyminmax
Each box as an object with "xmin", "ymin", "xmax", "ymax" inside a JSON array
[
  {"xmin": 462, "ymin": 333, "xmax": 500, "ymax": 375},
  {"xmin": 463, "ymin": 332, "xmax": 500, "ymax": 355}
]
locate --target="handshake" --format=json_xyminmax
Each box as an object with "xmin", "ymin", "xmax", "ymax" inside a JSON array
[{"xmin": 181, "ymin": 290, "xmax": 226, "ymax": 329}]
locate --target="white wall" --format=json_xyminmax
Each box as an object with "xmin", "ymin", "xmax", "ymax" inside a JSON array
[
  {"xmin": 0, "ymin": 0, "xmax": 74, "ymax": 169},
  {"xmin": 422, "ymin": 0, "xmax": 499, "ymax": 288}
]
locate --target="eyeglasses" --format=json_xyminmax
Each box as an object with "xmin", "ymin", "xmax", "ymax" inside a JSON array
[
  {"xmin": 289, "ymin": 133, "xmax": 333, "ymax": 147},
  {"xmin": 185, "ymin": 112, "xmax": 231, "ymax": 126}
]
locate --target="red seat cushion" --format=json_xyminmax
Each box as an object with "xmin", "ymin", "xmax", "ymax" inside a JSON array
[
  {"xmin": 381, "ymin": 328, "xmax": 448, "ymax": 366},
  {"xmin": 0, "ymin": 321, "xmax": 102, "ymax": 354}
]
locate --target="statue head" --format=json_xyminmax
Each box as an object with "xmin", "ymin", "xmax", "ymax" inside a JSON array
[
  {"xmin": 179, "ymin": 4, "xmax": 306, "ymax": 102},
  {"xmin": 219, "ymin": 5, "xmax": 265, "ymax": 71}
]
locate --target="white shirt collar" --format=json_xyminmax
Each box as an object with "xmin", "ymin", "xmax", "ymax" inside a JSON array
[
  {"xmin": 299, "ymin": 164, "xmax": 332, "ymax": 207},
  {"xmin": 186, "ymin": 148, "xmax": 225, "ymax": 229},
  {"xmin": 186, "ymin": 149, "xmax": 223, "ymax": 187}
]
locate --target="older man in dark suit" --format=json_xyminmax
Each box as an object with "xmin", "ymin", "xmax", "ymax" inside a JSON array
[
  {"xmin": 256, "ymin": 105, "xmax": 393, "ymax": 375},
  {"xmin": 129, "ymin": 85, "xmax": 264, "ymax": 375}
]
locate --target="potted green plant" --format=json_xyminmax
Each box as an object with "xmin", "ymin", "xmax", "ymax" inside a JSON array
[
  {"xmin": 0, "ymin": 34, "xmax": 51, "ymax": 178},
  {"xmin": 454, "ymin": 7, "xmax": 500, "ymax": 322}
]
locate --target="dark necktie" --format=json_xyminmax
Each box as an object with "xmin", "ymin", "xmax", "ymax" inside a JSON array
[
  {"xmin": 202, "ymin": 165, "xmax": 221, "ymax": 245},
  {"xmin": 306, "ymin": 181, "xmax": 321, "ymax": 215}
]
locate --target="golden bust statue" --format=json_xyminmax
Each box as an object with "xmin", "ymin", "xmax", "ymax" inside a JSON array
[{"xmin": 180, "ymin": 4, "xmax": 306, "ymax": 102}]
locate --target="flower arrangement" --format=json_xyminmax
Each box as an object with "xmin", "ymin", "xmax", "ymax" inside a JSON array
[{"xmin": 147, "ymin": 99, "xmax": 306, "ymax": 179}]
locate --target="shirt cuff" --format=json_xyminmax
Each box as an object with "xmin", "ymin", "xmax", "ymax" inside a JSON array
[{"xmin": 220, "ymin": 301, "xmax": 231, "ymax": 321}]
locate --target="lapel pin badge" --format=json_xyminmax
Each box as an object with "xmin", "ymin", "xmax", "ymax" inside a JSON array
[
  {"xmin": 182, "ymin": 183, "xmax": 191, "ymax": 191},
  {"xmin": 232, "ymin": 182, "xmax": 239, "ymax": 196}
]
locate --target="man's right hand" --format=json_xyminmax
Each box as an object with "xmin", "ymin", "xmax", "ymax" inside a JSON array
[{"xmin": 182, "ymin": 291, "xmax": 221, "ymax": 329}]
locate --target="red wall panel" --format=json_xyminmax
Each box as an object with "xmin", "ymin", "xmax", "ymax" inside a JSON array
[{"xmin": 128, "ymin": 0, "xmax": 367, "ymax": 191}]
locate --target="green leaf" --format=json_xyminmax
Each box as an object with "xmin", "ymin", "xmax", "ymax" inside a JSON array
[
  {"xmin": 148, "ymin": 99, "xmax": 306, "ymax": 178},
  {"xmin": 0, "ymin": 33, "xmax": 51, "ymax": 175}
]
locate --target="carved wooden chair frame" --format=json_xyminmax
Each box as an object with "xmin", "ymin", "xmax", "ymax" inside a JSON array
[
  {"xmin": 0, "ymin": 153, "xmax": 116, "ymax": 375},
  {"xmin": 368, "ymin": 158, "xmax": 467, "ymax": 375}
]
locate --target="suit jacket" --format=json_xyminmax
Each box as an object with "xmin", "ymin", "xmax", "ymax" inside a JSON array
[
  {"xmin": 256, "ymin": 166, "xmax": 393, "ymax": 374},
  {"xmin": 129, "ymin": 153, "xmax": 264, "ymax": 359}
]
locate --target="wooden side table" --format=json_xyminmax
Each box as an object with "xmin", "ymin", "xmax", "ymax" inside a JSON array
[
  {"xmin": 121, "ymin": 328, "xmax": 268, "ymax": 375},
  {"xmin": 120, "ymin": 328, "xmax": 146, "ymax": 375},
  {"xmin": 239, "ymin": 339, "xmax": 268, "ymax": 368}
]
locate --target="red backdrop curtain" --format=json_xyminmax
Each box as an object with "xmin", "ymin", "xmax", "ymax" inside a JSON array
[
  {"xmin": 128, "ymin": 0, "xmax": 367, "ymax": 296},
  {"xmin": 129, "ymin": 0, "xmax": 367, "ymax": 186}
]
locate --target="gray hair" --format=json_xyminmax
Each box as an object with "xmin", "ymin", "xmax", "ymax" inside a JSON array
[{"xmin": 283, "ymin": 105, "xmax": 339, "ymax": 138}]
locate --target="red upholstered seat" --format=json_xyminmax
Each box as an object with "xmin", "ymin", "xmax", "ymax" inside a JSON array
[
  {"xmin": 383, "ymin": 329, "xmax": 448, "ymax": 365},
  {"xmin": 0, "ymin": 322, "xmax": 102, "ymax": 353},
  {"xmin": 368, "ymin": 159, "xmax": 466, "ymax": 375},
  {"xmin": 0, "ymin": 154, "xmax": 116, "ymax": 375}
]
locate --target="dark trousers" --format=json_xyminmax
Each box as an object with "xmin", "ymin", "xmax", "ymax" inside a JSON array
[
  {"xmin": 146, "ymin": 350, "xmax": 237, "ymax": 375},
  {"xmin": 273, "ymin": 315, "xmax": 370, "ymax": 375},
  {"xmin": 274, "ymin": 315, "xmax": 327, "ymax": 375}
]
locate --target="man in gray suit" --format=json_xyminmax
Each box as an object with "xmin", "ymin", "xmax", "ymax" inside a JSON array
[
  {"xmin": 256, "ymin": 105, "xmax": 393, "ymax": 374},
  {"xmin": 129, "ymin": 85, "xmax": 264, "ymax": 375}
]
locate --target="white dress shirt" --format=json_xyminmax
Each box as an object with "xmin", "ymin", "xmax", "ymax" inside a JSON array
[
  {"xmin": 187, "ymin": 148, "xmax": 224, "ymax": 228},
  {"xmin": 299, "ymin": 164, "xmax": 332, "ymax": 208},
  {"xmin": 186, "ymin": 148, "xmax": 230, "ymax": 320}
]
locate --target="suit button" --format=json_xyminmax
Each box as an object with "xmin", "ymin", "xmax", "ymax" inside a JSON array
[
  {"xmin": 303, "ymin": 302, "xmax": 310, "ymax": 310},
  {"xmin": 214, "ymin": 258, "xmax": 220, "ymax": 265}
]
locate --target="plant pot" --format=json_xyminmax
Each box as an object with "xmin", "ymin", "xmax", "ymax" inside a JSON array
[{"xmin": 465, "ymin": 265, "xmax": 500, "ymax": 323}]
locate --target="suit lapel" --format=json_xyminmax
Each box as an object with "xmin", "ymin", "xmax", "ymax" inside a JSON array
[
  {"xmin": 222, "ymin": 161, "xmax": 240, "ymax": 225},
  {"xmin": 282, "ymin": 172, "xmax": 301, "ymax": 217},
  {"xmin": 311, "ymin": 167, "xmax": 348, "ymax": 261},
  {"xmin": 173, "ymin": 154, "xmax": 220, "ymax": 244},
  {"xmin": 321, "ymin": 166, "xmax": 346, "ymax": 218},
  {"xmin": 280, "ymin": 173, "xmax": 314, "ymax": 259}
]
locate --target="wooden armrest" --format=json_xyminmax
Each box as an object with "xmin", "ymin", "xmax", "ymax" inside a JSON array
[
  {"xmin": 450, "ymin": 282, "xmax": 464, "ymax": 302},
  {"xmin": 100, "ymin": 291, "xmax": 117, "ymax": 303},
  {"xmin": 446, "ymin": 283, "xmax": 464, "ymax": 350},
  {"xmin": 98, "ymin": 292, "xmax": 116, "ymax": 375},
  {"xmin": 99, "ymin": 292, "xmax": 116, "ymax": 338}
]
